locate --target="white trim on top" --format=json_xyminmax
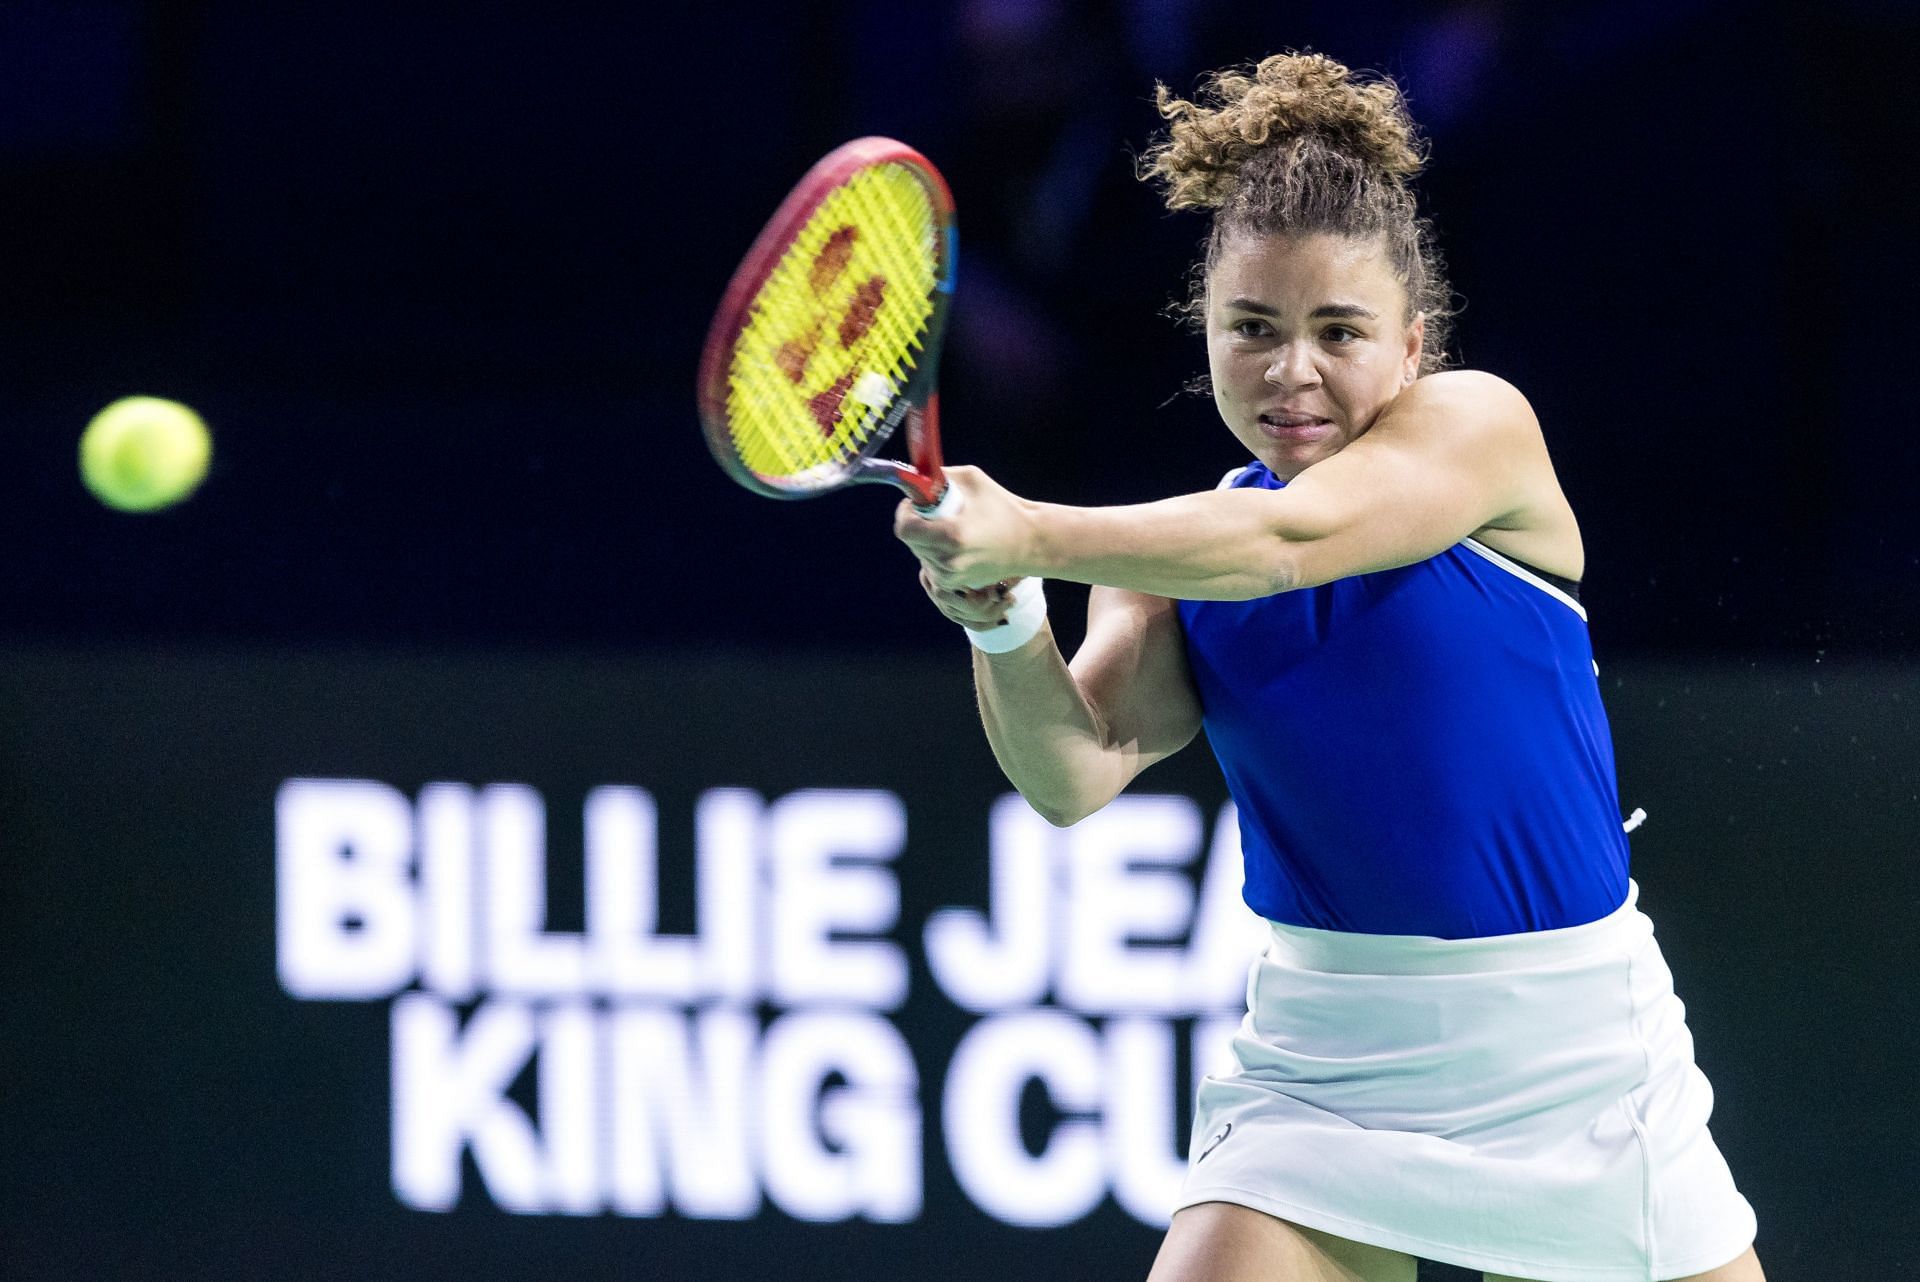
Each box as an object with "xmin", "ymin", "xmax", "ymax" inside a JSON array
[
  {"xmin": 1215, "ymin": 465, "xmax": 1248, "ymax": 490},
  {"xmin": 1461, "ymin": 537, "xmax": 1588, "ymax": 621}
]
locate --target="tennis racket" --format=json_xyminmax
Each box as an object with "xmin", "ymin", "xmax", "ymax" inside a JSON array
[{"xmin": 697, "ymin": 136, "xmax": 960, "ymax": 516}]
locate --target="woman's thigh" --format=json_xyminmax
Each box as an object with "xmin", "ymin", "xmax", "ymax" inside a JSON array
[
  {"xmin": 1484, "ymin": 1243, "xmax": 1766, "ymax": 1282},
  {"xmin": 1148, "ymin": 1201, "xmax": 1418, "ymax": 1282}
]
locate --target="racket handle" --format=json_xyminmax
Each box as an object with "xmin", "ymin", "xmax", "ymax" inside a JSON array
[{"xmin": 915, "ymin": 483, "xmax": 964, "ymax": 520}]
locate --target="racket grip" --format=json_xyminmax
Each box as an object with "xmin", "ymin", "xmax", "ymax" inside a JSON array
[{"xmin": 915, "ymin": 483, "xmax": 964, "ymax": 520}]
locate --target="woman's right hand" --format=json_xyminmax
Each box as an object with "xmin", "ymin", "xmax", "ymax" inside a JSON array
[{"xmin": 918, "ymin": 565, "xmax": 1025, "ymax": 633}]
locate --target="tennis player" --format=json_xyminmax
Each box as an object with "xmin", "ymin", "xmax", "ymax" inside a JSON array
[{"xmin": 894, "ymin": 52, "xmax": 1764, "ymax": 1282}]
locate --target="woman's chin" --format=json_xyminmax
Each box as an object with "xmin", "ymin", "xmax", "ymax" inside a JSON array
[{"xmin": 1258, "ymin": 439, "xmax": 1343, "ymax": 479}]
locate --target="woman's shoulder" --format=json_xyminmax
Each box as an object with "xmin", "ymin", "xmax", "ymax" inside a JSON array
[
  {"xmin": 1423, "ymin": 367, "xmax": 1523, "ymax": 392},
  {"xmin": 1409, "ymin": 368, "xmax": 1539, "ymax": 428},
  {"xmin": 1418, "ymin": 372, "xmax": 1580, "ymax": 582},
  {"xmin": 1392, "ymin": 368, "xmax": 1554, "ymax": 482}
]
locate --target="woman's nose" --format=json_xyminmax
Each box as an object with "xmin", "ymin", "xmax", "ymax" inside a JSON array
[{"xmin": 1264, "ymin": 341, "xmax": 1319, "ymax": 388}]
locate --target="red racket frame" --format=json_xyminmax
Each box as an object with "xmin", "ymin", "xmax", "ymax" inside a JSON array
[{"xmin": 696, "ymin": 136, "xmax": 958, "ymax": 508}]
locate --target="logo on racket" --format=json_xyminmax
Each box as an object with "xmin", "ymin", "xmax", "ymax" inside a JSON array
[
  {"xmin": 1197, "ymin": 1122, "xmax": 1232, "ymax": 1163},
  {"xmin": 769, "ymin": 223, "xmax": 895, "ymax": 437}
]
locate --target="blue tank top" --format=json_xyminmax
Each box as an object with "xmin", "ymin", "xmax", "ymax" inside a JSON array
[{"xmin": 1175, "ymin": 462, "xmax": 1630, "ymax": 938}]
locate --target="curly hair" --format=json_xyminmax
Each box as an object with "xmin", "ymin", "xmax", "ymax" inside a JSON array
[{"xmin": 1140, "ymin": 52, "xmax": 1455, "ymax": 375}]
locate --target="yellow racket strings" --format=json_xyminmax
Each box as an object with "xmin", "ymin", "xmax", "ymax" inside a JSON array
[{"xmin": 727, "ymin": 163, "xmax": 938, "ymax": 482}]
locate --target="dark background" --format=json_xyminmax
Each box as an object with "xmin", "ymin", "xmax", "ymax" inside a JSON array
[
  {"xmin": 1, "ymin": 1, "xmax": 1916, "ymax": 1278},
  {"xmin": 0, "ymin": 0, "xmax": 1914, "ymax": 655}
]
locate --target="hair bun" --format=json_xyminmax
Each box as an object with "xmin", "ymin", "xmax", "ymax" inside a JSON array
[{"xmin": 1144, "ymin": 52, "xmax": 1425, "ymax": 211}]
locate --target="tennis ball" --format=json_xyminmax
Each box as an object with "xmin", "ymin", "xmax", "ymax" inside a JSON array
[{"xmin": 79, "ymin": 396, "xmax": 212, "ymax": 512}]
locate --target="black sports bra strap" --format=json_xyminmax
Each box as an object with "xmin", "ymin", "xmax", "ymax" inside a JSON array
[{"xmin": 1501, "ymin": 552, "xmax": 1581, "ymax": 600}]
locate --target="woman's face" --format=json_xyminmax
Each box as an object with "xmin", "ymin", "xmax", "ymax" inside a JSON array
[{"xmin": 1206, "ymin": 231, "xmax": 1424, "ymax": 480}]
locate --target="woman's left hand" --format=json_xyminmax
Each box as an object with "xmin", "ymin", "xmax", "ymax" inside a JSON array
[{"xmin": 893, "ymin": 465, "xmax": 1042, "ymax": 591}]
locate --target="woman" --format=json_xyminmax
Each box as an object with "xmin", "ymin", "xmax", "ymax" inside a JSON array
[{"xmin": 894, "ymin": 52, "xmax": 1764, "ymax": 1282}]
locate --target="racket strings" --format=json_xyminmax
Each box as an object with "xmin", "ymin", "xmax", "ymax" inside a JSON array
[
  {"xmin": 726, "ymin": 163, "xmax": 939, "ymax": 483},
  {"xmin": 736, "ymin": 171, "xmax": 932, "ymax": 463}
]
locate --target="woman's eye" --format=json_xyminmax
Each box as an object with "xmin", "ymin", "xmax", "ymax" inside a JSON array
[
  {"xmin": 1323, "ymin": 325, "xmax": 1359, "ymax": 344},
  {"xmin": 1232, "ymin": 319, "xmax": 1270, "ymax": 338}
]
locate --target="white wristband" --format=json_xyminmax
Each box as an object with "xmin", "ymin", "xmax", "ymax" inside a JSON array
[{"xmin": 966, "ymin": 577, "xmax": 1048, "ymax": 654}]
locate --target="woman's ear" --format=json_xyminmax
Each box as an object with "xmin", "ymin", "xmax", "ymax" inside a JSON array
[{"xmin": 1403, "ymin": 312, "xmax": 1426, "ymax": 385}]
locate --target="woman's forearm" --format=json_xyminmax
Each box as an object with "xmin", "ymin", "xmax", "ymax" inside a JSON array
[
  {"xmin": 970, "ymin": 627, "xmax": 1127, "ymax": 827},
  {"xmin": 1023, "ymin": 488, "xmax": 1307, "ymax": 600}
]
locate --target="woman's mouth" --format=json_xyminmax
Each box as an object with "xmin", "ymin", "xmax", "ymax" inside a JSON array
[{"xmin": 1259, "ymin": 413, "xmax": 1334, "ymax": 443}]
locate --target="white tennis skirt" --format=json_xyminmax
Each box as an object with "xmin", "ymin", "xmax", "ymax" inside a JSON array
[{"xmin": 1177, "ymin": 881, "xmax": 1757, "ymax": 1281}]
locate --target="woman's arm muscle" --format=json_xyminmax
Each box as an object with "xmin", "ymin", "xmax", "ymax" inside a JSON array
[{"xmin": 908, "ymin": 371, "xmax": 1558, "ymax": 600}]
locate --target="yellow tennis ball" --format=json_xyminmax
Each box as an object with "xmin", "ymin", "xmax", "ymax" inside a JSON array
[{"xmin": 79, "ymin": 396, "xmax": 212, "ymax": 512}]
